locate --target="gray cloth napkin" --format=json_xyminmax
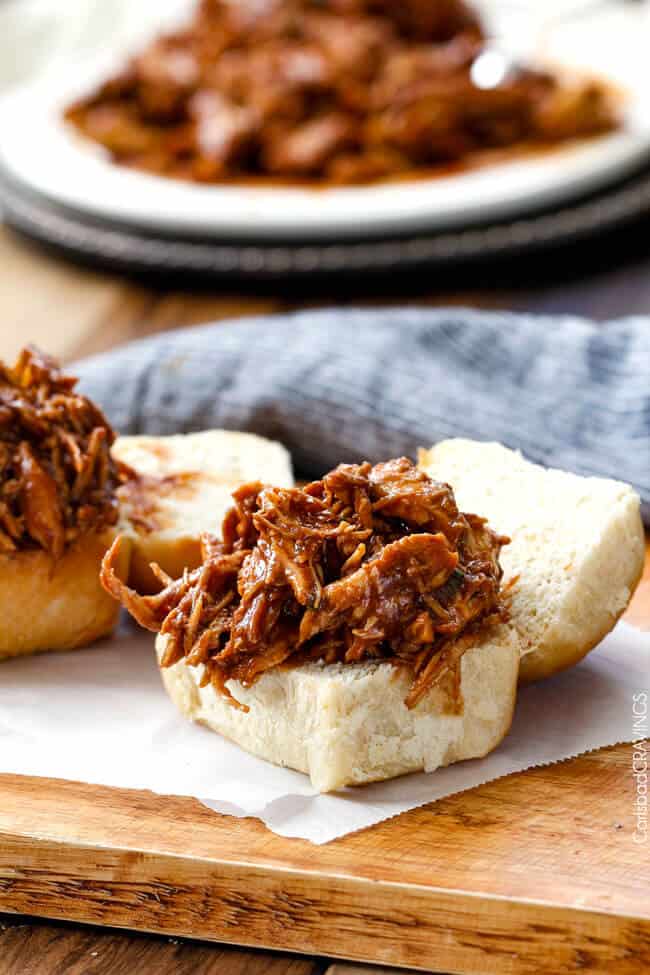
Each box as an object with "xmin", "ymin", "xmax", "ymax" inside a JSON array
[{"xmin": 74, "ymin": 307, "xmax": 650, "ymax": 524}]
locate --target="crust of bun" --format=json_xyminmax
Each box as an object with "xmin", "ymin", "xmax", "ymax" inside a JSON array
[
  {"xmin": 114, "ymin": 430, "xmax": 293, "ymax": 593},
  {"xmin": 0, "ymin": 529, "xmax": 130, "ymax": 660},
  {"xmin": 156, "ymin": 626, "xmax": 520, "ymax": 793},
  {"xmin": 419, "ymin": 439, "xmax": 645, "ymax": 683}
]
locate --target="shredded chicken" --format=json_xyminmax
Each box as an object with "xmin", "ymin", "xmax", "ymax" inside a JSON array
[
  {"xmin": 0, "ymin": 346, "xmax": 130, "ymax": 557},
  {"xmin": 102, "ymin": 457, "xmax": 508, "ymax": 709},
  {"xmin": 65, "ymin": 0, "xmax": 618, "ymax": 185}
]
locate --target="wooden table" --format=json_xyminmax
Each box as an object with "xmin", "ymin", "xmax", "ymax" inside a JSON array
[{"xmin": 0, "ymin": 224, "xmax": 648, "ymax": 975}]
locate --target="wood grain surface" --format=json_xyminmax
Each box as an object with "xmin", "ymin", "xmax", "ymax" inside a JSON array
[
  {"xmin": 0, "ymin": 915, "xmax": 325, "ymax": 975},
  {"xmin": 0, "ymin": 224, "xmax": 648, "ymax": 975},
  {"xmin": 1, "ymin": 737, "xmax": 648, "ymax": 972}
]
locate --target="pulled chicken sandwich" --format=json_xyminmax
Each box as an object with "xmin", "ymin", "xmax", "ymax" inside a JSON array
[
  {"xmin": 102, "ymin": 456, "xmax": 508, "ymax": 709},
  {"xmin": 0, "ymin": 346, "xmax": 129, "ymax": 559}
]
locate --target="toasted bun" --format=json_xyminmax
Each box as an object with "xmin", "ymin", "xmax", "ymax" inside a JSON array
[
  {"xmin": 114, "ymin": 430, "xmax": 293, "ymax": 592},
  {"xmin": 0, "ymin": 529, "xmax": 130, "ymax": 660},
  {"xmin": 157, "ymin": 626, "xmax": 520, "ymax": 793},
  {"xmin": 419, "ymin": 439, "xmax": 645, "ymax": 682}
]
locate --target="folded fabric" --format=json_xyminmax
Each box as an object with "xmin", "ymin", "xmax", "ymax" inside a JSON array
[{"xmin": 74, "ymin": 307, "xmax": 650, "ymax": 523}]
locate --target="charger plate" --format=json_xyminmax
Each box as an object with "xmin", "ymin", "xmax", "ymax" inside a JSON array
[{"xmin": 2, "ymin": 159, "xmax": 649, "ymax": 279}]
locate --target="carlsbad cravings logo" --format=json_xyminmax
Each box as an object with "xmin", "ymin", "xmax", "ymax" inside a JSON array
[{"xmin": 632, "ymin": 692, "xmax": 648, "ymax": 845}]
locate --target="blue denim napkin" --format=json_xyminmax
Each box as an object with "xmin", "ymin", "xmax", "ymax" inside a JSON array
[{"xmin": 75, "ymin": 307, "xmax": 650, "ymax": 524}]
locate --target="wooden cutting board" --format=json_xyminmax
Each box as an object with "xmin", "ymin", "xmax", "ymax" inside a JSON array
[{"xmin": 1, "ymin": 549, "xmax": 648, "ymax": 975}]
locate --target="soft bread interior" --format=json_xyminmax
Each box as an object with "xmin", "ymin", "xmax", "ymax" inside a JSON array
[
  {"xmin": 157, "ymin": 625, "xmax": 520, "ymax": 793},
  {"xmin": 419, "ymin": 439, "xmax": 645, "ymax": 682},
  {"xmin": 114, "ymin": 430, "xmax": 293, "ymax": 592}
]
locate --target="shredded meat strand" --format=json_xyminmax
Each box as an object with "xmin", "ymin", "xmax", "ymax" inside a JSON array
[
  {"xmin": 64, "ymin": 0, "xmax": 618, "ymax": 186},
  {"xmin": 102, "ymin": 457, "xmax": 509, "ymax": 709},
  {"xmin": 0, "ymin": 346, "xmax": 130, "ymax": 557}
]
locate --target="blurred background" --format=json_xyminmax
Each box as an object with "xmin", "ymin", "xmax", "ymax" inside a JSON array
[
  {"xmin": 1, "ymin": 0, "xmax": 650, "ymax": 367},
  {"xmin": 0, "ymin": 0, "xmax": 646, "ymax": 90}
]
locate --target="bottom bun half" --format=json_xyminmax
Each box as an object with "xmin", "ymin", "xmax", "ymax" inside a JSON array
[{"xmin": 157, "ymin": 627, "xmax": 520, "ymax": 793}]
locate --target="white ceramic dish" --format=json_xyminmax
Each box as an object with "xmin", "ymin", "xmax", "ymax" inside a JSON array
[{"xmin": 1, "ymin": 2, "xmax": 648, "ymax": 241}]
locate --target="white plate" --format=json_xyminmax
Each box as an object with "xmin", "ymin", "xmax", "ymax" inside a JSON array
[{"xmin": 1, "ymin": 3, "xmax": 649, "ymax": 241}]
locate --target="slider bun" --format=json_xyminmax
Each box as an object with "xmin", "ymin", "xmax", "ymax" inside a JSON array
[
  {"xmin": 0, "ymin": 430, "xmax": 290, "ymax": 661},
  {"xmin": 114, "ymin": 430, "xmax": 293, "ymax": 593},
  {"xmin": 0, "ymin": 529, "xmax": 130, "ymax": 660},
  {"xmin": 419, "ymin": 439, "xmax": 645, "ymax": 683},
  {"xmin": 157, "ymin": 626, "xmax": 520, "ymax": 793},
  {"xmin": 154, "ymin": 437, "xmax": 643, "ymax": 790}
]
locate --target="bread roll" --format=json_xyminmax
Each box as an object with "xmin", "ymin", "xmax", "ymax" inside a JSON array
[
  {"xmin": 114, "ymin": 430, "xmax": 293, "ymax": 592},
  {"xmin": 419, "ymin": 439, "xmax": 644, "ymax": 682},
  {"xmin": 157, "ymin": 625, "xmax": 520, "ymax": 793},
  {"xmin": 0, "ymin": 529, "xmax": 130, "ymax": 660},
  {"xmin": 0, "ymin": 345, "xmax": 132, "ymax": 660},
  {"xmin": 113, "ymin": 437, "xmax": 643, "ymax": 791}
]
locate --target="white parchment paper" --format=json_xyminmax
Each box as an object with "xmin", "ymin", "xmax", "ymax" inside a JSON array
[{"xmin": 0, "ymin": 621, "xmax": 647, "ymax": 843}]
